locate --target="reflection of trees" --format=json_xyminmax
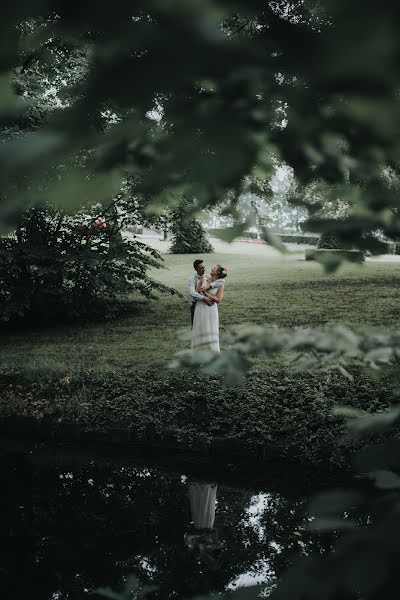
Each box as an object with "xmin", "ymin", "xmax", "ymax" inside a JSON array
[
  {"xmin": 0, "ymin": 453, "xmax": 34, "ymax": 600},
  {"xmin": 1, "ymin": 450, "xmax": 335, "ymax": 599}
]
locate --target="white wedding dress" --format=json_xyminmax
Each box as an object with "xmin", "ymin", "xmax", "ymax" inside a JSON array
[
  {"xmin": 191, "ymin": 285, "xmax": 220, "ymax": 353},
  {"xmin": 189, "ymin": 482, "xmax": 217, "ymax": 530}
]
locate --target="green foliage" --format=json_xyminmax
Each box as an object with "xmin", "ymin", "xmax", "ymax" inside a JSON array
[
  {"xmin": 239, "ymin": 230, "xmax": 258, "ymax": 240},
  {"xmin": 96, "ymin": 576, "xmax": 155, "ymax": 600},
  {"xmin": 279, "ymin": 233, "xmax": 319, "ymax": 245},
  {"xmin": 0, "ymin": 367, "xmax": 396, "ymax": 469},
  {"xmin": 169, "ymin": 209, "xmax": 214, "ymax": 254},
  {"xmin": 305, "ymin": 248, "xmax": 365, "ymax": 265},
  {"xmin": 382, "ymin": 240, "xmax": 400, "ymax": 255},
  {"xmin": 317, "ymin": 231, "xmax": 346, "ymax": 250},
  {"xmin": 0, "ymin": 206, "xmax": 175, "ymax": 322},
  {"xmin": 0, "ymin": 0, "xmax": 399, "ymax": 260},
  {"xmin": 1, "ymin": 5, "xmax": 400, "ymax": 596},
  {"xmin": 208, "ymin": 229, "xmax": 258, "ymax": 240},
  {"xmin": 174, "ymin": 323, "xmax": 400, "ymax": 386}
]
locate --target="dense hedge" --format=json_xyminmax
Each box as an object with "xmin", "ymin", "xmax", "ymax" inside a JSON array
[
  {"xmin": 278, "ymin": 233, "xmax": 320, "ymax": 245},
  {"xmin": 316, "ymin": 232, "xmax": 400, "ymax": 255},
  {"xmin": 238, "ymin": 230, "xmax": 258, "ymax": 239},
  {"xmin": 317, "ymin": 231, "xmax": 347, "ymax": 250},
  {"xmin": 208, "ymin": 230, "xmax": 320, "ymax": 244},
  {"xmin": 381, "ymin": 241, "xmax": 400, "ymax": 254},
  {"xmin": 208, "ymin": 229, "xmax": 259, "ymax": 240},
  {"xmin": 305, "ymin": 248, "xmax": 365, "ymax": 263},
  {"xmin": 0, "ymin": 367, "xmax": 395, "ymax": 469}
]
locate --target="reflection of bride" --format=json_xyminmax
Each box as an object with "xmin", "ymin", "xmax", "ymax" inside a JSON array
[
  {"xmin": 185, "ymin": 482, "xmax": 222, "ymax": 558},
  {"xmin": 189, "ymin": 482, "xmax": 217, "ymax": 530}
]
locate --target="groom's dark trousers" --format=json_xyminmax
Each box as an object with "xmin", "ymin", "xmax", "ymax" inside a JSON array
[{"xmin": 191, "ymin": 301, "xmax": 196, "ymax": 327}]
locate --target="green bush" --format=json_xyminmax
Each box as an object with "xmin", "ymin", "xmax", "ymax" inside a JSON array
[
  {"xmin": 317, "ymin": 231, "xmax": 347, "ymax": 249},
  {"xmin": 238, "ymin": 230, "xmax": 258, "ymax": 240},
  {"xmin": 208, "ymin": 231, "xmax": 319, "ymax": 244},
  {"xmin": 305, "ymin": 249, "xmax": 365, "ymax": 263},
  {"xmin": 207, "ymin": 228, "xmax": 258, "ymax": 240},
  {"xmin": 316, "ymin": 231, "xmax": 398, "ymax": 255},
  {"xmin": 278, "ymin": 233, "xmax": 320, "ymax": 245},
  {"xmin": 382, "ymin": 241, "xmax": 400, "ymax": 254},
  {"xmin": 169, "ymin": 210, "xmax": 213, "ymax": 254},
  {"xmin": 0, "ymin": 367, "xmax": 395, "ymax": 469},
  {"xmin": 0, "ymin": 206, "xmax": 174, "ymax": 323}
]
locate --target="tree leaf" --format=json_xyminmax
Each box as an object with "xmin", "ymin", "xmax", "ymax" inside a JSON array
[
  {"xmin": 332, "ymin": 405, "xmax": 365, "ymax": 419},
  {"xmin": 348, "ymin": 408, "xmax": 400, "ymax": 436},
  {"xmin": 260, "ymin": 228, "xmax": 287, "ymax": 253},
  {"xmin": 369, "ymin": 469, "xmax": 400, "ymax": 490},
  {"xmin": 307, "ymin": 517, "xmax": 356, "ymax": 532},
  {"xmin": 337, "ymin": 365, "xmax": 354, "ymax": 381},
  {"xmin": 213, "ymin": 220, "xmax": 251, "ymax": 243},
  {"xmin": 309, "ymin": 489, "xmax": 363, "ymax": 517}
]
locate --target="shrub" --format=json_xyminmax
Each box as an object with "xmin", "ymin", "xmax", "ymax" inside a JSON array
[
  {"xmin": 238, "ymin": 230, "xmax": 258, "ymax": 240},
  {"xmin": 278, "ymin": 233, "xmax": 320, "ymax": 245},
  {"xmin": 0, "ymin": 206, "xmax": 175, "ymax": 323},
  {"xmin": 169, "ymin": 209, "xmax": 213, "ymax": 254},
  {"xmin": 317, "ymin": 231, "xmax": 347, "ymax": 249},
  {"xmin": 208, "ymin": 231, "xmax": 320, "ymax": 244},
  {"xmin": 305, "ymin": 249, "xmax": 365, "ymax": 263},
  {"xmin": 382, "ymin": 241, "xmax": 400, "ymax": 254},
  {"xmin": 207, "ymin": 229, "xmax": 258, "ymax": 240}
]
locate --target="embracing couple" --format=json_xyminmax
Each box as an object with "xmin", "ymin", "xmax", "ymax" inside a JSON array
[{"xmin": 188, "ymin": 259, "xmax": 228, "ymax": 353}]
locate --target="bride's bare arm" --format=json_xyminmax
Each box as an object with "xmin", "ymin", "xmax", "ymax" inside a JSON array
[{"xmin": 203, "ymin": 285, "xmax": 224, "ymax": 304}]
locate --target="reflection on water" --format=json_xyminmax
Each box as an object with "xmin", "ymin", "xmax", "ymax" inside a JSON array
[
  {"xmin": 0, "ymin": 445, "xmax": 335, "ymax": 600},
  {"xmin": 185, "ymin": 482, "xmax": 223, "ymax": 576}
]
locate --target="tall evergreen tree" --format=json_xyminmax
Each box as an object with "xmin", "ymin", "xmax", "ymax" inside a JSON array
[{"xmin": 169, "ymin": 208, "xmax": 213, "ymax": 254}]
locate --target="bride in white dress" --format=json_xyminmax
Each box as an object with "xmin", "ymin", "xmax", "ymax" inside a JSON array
[{"xmin": 191, "ymin": 264, "xmax": 227, "ymax": 353}]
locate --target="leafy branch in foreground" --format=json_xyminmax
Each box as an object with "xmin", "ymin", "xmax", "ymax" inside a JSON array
[
  {"xmin": 96, "ymin": 575, "xmax": 157, "ymax": 600},
  {"xmin": 171, "ymin": 325, "xmax": 400, "ymax": 385},
  {"xmin": 1, "ymin": 1, "xmax": 400, "ymax": 265}
]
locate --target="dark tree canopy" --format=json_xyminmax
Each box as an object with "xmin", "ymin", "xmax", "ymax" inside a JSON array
[{"xmin": 0, "ymin": 0, "xmax": 399, "ymax": 251}]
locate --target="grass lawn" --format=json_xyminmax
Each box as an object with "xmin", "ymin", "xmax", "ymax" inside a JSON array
[{"xmin": 1, "ymin": 239, "xmax": 400, "ymax": 377}]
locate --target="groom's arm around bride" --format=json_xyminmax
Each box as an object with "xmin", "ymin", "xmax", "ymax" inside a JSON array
[{"xmin": 188, "ymin": 273, "xmax": 213, "ymax": 325}]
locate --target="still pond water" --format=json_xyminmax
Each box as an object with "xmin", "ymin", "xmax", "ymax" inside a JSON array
[{"xmin": 1, "ymin": 439, "xmax": 340, "ymax": 600}]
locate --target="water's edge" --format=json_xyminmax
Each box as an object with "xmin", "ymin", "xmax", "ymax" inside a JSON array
[
  {"xmin": 0, "ymin": 415, "xmax": 353, "ymax": 493},
  {"xmin": 0, "ymin": 414, "xmax": 316, "ymax": 466}
]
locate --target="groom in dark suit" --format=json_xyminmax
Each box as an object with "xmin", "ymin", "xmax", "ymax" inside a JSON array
[{"xmin": 188, "ymin": 259, "xmax": 224, "ymax": 325}]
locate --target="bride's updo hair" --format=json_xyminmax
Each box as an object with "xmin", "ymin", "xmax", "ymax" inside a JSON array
[{"xmin": 217, "ymin": 264, "xmax": 228, "ymax": 279}]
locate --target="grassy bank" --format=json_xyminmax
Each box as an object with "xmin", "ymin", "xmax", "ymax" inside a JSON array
[
  {"xmin": 0, "ymin": 366, "xmax": 396, "ymax": 468},
  {"xmin": 1, "ymin": 240, "xmax": 399, "ymax": 466}
]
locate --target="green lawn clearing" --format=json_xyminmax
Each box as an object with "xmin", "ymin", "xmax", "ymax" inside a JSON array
[{"xmin": 0, "ymin": 239, "xmax": 399, "ymax": 378}]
